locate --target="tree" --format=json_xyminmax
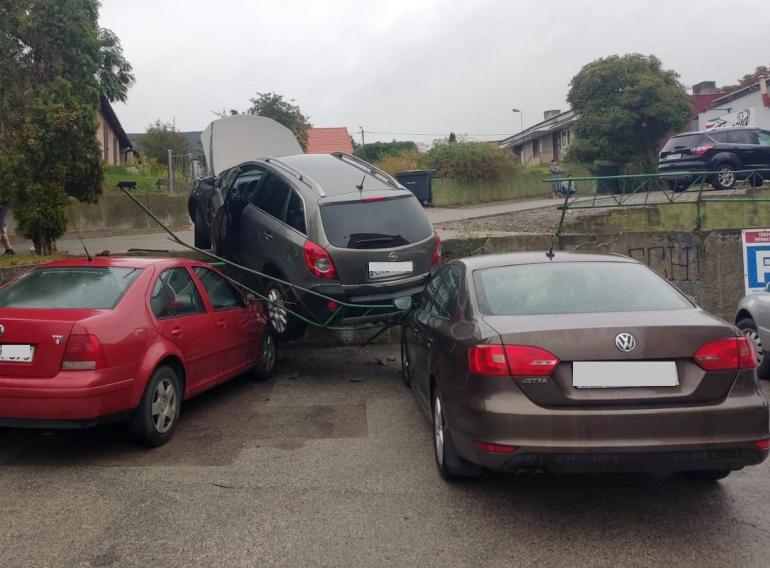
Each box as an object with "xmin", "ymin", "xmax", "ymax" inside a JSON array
[
  {"xmin": 139, "ymin": 120, "xmax": 191, "ymax": 166},
  {"xmin": 353, "ymin": 141, "xmax": 418, "ymax": 164},
  {"xmin": 423, "ymin": 141, "xmax": 518, "ymax": 183},
  {"xmin": 722, "ymin": 65, "xmax": 770, "ymax": 93},
  {"xmin": 448, "ymin": 132, "xmax": 457, "ymax": 143},
  {"xmin": 0, "ymin": 0, "xmax": 134, "ymax": 253},
  {"xmin": 247, "ymin": 92, "xmax": 311, "ymax": 150},
  {"xmin": 567, "ymin": 54, "xmax": 691, "ymax": 171}
]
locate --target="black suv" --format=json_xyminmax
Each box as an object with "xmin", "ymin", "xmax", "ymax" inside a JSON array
[{"xmin": 658, "ymin": 127, "xmax": 770, "ymax": 190}]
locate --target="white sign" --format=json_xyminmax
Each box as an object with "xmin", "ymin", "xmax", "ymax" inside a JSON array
[
  {"xmin": 742, "ymin": 229, "xmax": 770, "ymax": 295},
  {"xmin": 705, "ymin": 107, "xmax": 755, "ymax": 130}
]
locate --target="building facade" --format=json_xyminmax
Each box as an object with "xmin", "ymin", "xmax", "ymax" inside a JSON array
[
  {"xmin": 499, "ymin": 110, "xmax": 578, "ymax": 166},
  {"xmin": 97, "ymin": 97, "xmax": 134, "ymax": 165},
  {"xmin": 698, "ymin": 76, "xmax": 770, "ymax": 131}
]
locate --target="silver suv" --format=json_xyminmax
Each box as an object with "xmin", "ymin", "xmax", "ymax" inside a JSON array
[{"xmin": 189, "ymin": 118, "xmax": 439, "ymax": 340}]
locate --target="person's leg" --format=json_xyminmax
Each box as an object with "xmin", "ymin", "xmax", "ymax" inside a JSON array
[{"xmin": 1, "ymin": 229, "xmax": 13, "ymax": 254}]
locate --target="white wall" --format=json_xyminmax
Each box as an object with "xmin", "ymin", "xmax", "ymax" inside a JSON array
[{"xmin": 699, "ymin": 91, "xmax": 770, "ymax": 130}]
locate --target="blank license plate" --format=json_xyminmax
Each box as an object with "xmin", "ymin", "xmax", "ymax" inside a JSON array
[
  {"xmin": 573, "ymin": 361, "xmax": 678, "ymax": 389},
  {"xmin": 664, "ymin": 153, "xmax": 682, "ymax": 160},
  {"xmin": 0, "ymin": 344, "xmax": 34, "ymax": 363},
  {"xmin": 368, "ymin": 261, "xmax": 413, "ymax": 280}
]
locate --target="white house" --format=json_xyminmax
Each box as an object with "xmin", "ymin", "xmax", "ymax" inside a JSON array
[
  {"xmin": 698, "ymin": 76, "xmax": 770, "ymax": 130},
  {"xmin": 499, "ymin": 110, "xmax": 578, "ymax": 166}
]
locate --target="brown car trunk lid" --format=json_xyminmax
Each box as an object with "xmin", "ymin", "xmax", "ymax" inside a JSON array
[{"xmin": 483, "ymin": 309, "xmax": 740, "ymax": 408}]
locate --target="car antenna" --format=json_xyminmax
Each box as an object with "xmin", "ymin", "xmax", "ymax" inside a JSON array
[
  {"xmin": 356, "ymin": 173, "xmax": 366, "ymax": 192},
  {"xmin": 72, "ymin": 217, "xmax": 92, "ymax": 262},
  {"xmin": 546, "ymin": 247, "xmax": 555, "ymax": 260}
]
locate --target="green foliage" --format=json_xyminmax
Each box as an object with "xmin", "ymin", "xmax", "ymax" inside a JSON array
[
  {"xmin": 422, "ymin": 141, "xmax": 518, "ymax": 183},
  {"xmin": 448, "ymin": 132, "xmax": 457, "ymax": 143},
  {"xmin": 104, "ymin": 165, "xmax": 161, "ymax": 193},
  {"xmin": 139, "ymin": 120, "xmax": 191, "ymax": 166},
  {"xmin": 97, "ymin": 28, "xmax": 135, "ymax": 103},
  {"xmin": 353, "ymin": 141, "xmax": 419, "ymax": 164},
  {"xmin": 567, "ymin": 54, "xmax": 691, "ymax": 171},
  {"xmin": 0, "ymin": 0, "xmax": 131, "ymax": 253},
  {"xmin": 375, "ymin": 149, "xmax": 422, "ymax": 175},
  {"xmin": 247, "ymin": 92, "xmax": 311, "ymax": 151}
]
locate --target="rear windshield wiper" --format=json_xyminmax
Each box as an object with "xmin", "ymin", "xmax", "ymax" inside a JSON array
[{"xmin": 347, "ymin": 233, "xmax": 408, "ymax": 248}]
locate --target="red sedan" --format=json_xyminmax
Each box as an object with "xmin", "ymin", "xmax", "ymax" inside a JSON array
[{"xmin": 0, "ymin": 256, "xmax": 275, "ymax": 446}]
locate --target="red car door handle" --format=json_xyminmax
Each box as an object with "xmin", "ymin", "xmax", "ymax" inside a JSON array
[
  {"xmin": 171, "ymin": 327, "xmax": 183, "ymax": 337},
  {"xmin": 217, "ymin": 319, "xmax": 227, "ymax": 327}
]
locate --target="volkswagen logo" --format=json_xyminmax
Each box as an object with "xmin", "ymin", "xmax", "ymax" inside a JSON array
[
  {"xmin": 388, "ymin": 251, "xmax": 399, "ymax": 261},
  {"xmin": 615, "ymin": 332, "xmax": 636, "ymax": 353},
  {"xmin": 0, "ymin": 324, "xmax": 4, "ymax": 337}
]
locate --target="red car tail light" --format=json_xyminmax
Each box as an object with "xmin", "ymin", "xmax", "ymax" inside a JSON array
[
  {"xmin": 432, "ymin": 232, "xmax": 442, "ymax": 265},
  {"xmin": 61, "ymin": 334, "xmax": 106, "ymax": 371},
  {"xmin": 469, "ymin": 345, "xmax": 560, "ymax": 377},
  {"xmin": 303, "ymin": 241, "xmax": 337, "ymax": 280},
  {"xmin": 474, "ymin": 440, "xmax": 519, "ymax": 454},
  {"xmin": 691, "ymin": 144, "xmax": 715, "ymax": 156},
  {"xmin": 694, "ymin": 337, "xmax": 757, "ymax": 371},
  {"xmin": 505, "ymin": 345, "xmax": 560, "ymax": 376}
]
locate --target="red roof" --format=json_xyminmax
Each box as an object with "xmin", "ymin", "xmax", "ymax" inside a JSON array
[{"xmin": 306, "ymin": 127, "xmax": 353, "ymax": 154}]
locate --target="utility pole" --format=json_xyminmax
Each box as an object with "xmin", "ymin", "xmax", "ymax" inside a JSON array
[
  {"xmin": 359, "ymin": 126, "xmax": 365, "ymax": 146},
  {"xmin": 168, "ymin": 149, "xmax": 174, "ymax": 194}
]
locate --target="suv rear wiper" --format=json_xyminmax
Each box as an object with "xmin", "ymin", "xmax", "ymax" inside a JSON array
[{"xmin": 347, "ymin": 233, "xmax": 408, "ymax": 248}]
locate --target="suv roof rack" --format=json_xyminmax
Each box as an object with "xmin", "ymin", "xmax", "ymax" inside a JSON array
[
  {"xmin": 331, "ymin": 152, "xmax": 406, "ymax": 191},
  {"xmin": 264, "ymin": 157, "xmax": 326, "ymax": 197}
]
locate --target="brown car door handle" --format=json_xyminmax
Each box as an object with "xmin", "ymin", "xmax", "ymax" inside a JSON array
[{"xmin": 170, "ymin": 327, "xmax": 183, "ymax": 337}]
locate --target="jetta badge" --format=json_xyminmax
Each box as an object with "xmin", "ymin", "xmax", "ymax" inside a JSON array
[
  {"xmin": 615, "ymin": 332, "xmax": 636, "ymax": 353},
  {"xmin": 388, "ymin": 251, "xmax": 399, "ymax": 261}
]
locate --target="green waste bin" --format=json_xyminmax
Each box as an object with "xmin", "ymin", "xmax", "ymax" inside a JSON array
[{"xmin": 594, "ymin": 161, "xmax": 621, "ymax": 195}]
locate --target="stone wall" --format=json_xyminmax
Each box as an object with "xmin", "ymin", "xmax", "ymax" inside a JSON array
[{"xmin": 443, "ymin": 230, "xmax": 745, "ymax": 322}]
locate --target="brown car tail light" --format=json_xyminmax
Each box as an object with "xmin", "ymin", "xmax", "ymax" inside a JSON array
[
  {"xmin": 61, "ymin": 334, "xmax": 106, "ymax": 371},
  {"xmin": 691, "ymin": 144, "xmax": 715, "ymax": 156},
  {"xmin": 304, "ymin": 241, "xmax": 337, "ymax": 280},
  {"xmin": 432, "ymin": 232, "xmax": 442, "ymax": 266},
  {"xmin": 474, "ymin": 440, "xmax": 519, "ymax": 454},
  {"xmin": 694, "ymin": 337, "xmax": 757, "ymax": 371},
  {"xmin": 468, "ymin": 345, "xmax": 559, "ymax": 377}
]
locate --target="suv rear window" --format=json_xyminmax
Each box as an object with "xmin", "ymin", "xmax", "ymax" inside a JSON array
[
  {"xmin": 0, "ymin": 267, "xmax": 141, "ymax": 309},
  {"xmin": 662, "ymin": 134, "xmax": 702, "ymax": 151},
  {"xmin": 474, "ymin": 262, "xmax": 692, "ymax": 316},
  {"xmin": 320, "ymin": 196, "xmax": 433, "ymax": 249}
]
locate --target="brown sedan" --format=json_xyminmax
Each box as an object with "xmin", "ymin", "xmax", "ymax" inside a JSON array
[{"xmin": 401, "ymin": 252, "xmax": 769, "ymax": 481}]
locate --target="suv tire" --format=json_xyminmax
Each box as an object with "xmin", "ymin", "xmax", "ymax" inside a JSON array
[
  {"xmin": 193, "ymin": 208, "xmax": 211, "ymax": 249},
  {"xmin": 264, "ymin": 281, "xmax": 306, "ymax": 341},
  {"xmin": 711, "ymin": 162, "xmax": 738, "ymax": 190}
]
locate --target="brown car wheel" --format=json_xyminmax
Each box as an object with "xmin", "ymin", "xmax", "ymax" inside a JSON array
[{"xmin": 432, "ymin": 388, "xmax": 481, "ymax": 480}]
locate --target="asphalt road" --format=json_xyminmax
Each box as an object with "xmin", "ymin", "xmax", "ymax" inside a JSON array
[{"xmin": 1, "ymin": 345, "xmax": 770, "ymax": 567}]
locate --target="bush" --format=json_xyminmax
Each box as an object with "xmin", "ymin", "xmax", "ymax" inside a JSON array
[
  {"xmin": 354, "ymin": 141, "xmax": 418, "ymax": 164},
  {"xmin": 423, "ymin": 141, "xmax": 518, "ymax": 183},
  {"xmin": 376, "ymin": 149, "xmax": 421, "ymax": 176}
]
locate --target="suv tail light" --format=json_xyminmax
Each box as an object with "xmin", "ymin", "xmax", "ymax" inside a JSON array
[
  {"xmin": 691, "ymin": 144, "xmax": 715, "ymax": 156},
  {"xmin": 694, "ymin": 337, "xmax": 756, "ymax": 371},
  {"xmin": 304, "ymin": 241, "xmax": 337, "ymax": 280},
  {"xmin": 62, "ymin": 334, "xmax": 106, "ymax": 371},
  {"xmin": 468, "ymin": 345, "xmax": 560, "ymax": 377},
  {"xmin": 432, "ymin": 232, "xmax": 442, "ymax": 265}
]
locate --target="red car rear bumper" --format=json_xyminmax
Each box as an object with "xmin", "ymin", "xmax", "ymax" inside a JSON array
[{"xmin": 0, "ymin": 368, "xmax": 136, "ymax": 426}]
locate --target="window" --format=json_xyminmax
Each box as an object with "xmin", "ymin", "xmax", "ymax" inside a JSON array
[
  {"xmin": 233, "ymin": 169, "xmax": 264, "ymax": 202},
  {"xmin": 418, "ymin": 271, "xmax": 444, "ymax": 312},
  {"xmin": 662, "ymin": 134, "xmax": 703, "ymax": 151},
  {"xmin": 532, "ymin": 139, "xmax": 541, "ymax": 157},
  {"xmin": 150, "ymin": 268, "xmax": 205, "ymax": 319},
  {"xmin": 707, "ymin": 131, "xmax": 729, "ymax": 143},
  {"xmin": 726, "ymin": 130, "xmax": 755, "ymax": 144},
  {"xmin": 251, "ymin": 175, "xmax": 291, "ymax": 219},
  {"xmin": 0, "ymin": 267, "xmax": 140, "ymax": 309},
  {"xmin": 757, "ymin": 131, "xmax": 770, "ymax": 146},
  {"xmin": 285, "ymin": 191, "xmax": 307, "ymax": 234},
  {"xmin": 473, "ymin": 262, "xmax": 692, "ymax": 316},
  {"xmin": 193, "ymin": 267, "xmax": 244, "ymax": 310},
  {"xmin": 431, "ymin": 266, "xmax": 461, "ymax": 318}
]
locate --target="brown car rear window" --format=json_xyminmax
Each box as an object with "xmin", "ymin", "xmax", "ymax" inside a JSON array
[{"xmin": 474, "ymin": 262, "xmax": 692, "ymax": 316}]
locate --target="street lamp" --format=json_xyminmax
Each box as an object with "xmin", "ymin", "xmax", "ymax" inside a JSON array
[{"xmin": 511, "ymin": 108, "xmax": 523, "ymax": 133}]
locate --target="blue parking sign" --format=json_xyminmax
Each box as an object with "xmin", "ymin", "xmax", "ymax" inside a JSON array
[{"xmin": 742, "ymin": 229, "xmax": 770, "ymax": 295}]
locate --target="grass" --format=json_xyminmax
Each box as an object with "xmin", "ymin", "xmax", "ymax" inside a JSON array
[
  {"xmin": 104, "ymin": 165, "xmax": 164, "ymax": 193},
  {"xmin": 0, "ymin": 253, "xmax": 68, "ymax": 269}
]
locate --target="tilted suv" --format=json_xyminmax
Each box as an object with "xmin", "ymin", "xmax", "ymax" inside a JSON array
[
  {"xmin": 189, "ymin": 118, "xmax": 439, "ymax": 340},
  {"xmin": 658, "ymin": 127, "xmax": 770, "ymax": 190}
]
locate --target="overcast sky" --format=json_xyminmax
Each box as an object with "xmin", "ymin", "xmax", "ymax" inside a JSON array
[{"xmin": 100, "ymin": 0, "xmax": 768, "ymax": 143}]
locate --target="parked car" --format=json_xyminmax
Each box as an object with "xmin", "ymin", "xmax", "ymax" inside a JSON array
[
  {"xmin": 658, "ymin": 126, "xmax": 770, "ymax": 191},
  {"xmin": 401, "ymin": 251, "xmax": 769, "ymax": 481},
  {"xmin": 189, "ymin": 116, "xmax": 440, "ymax": 340},
  {"xmin": 736, "ymin": 289, "xmax": 770, "ymax": 380},
  {"xmin": 0, "ymin": 257, "xmax": 275, "ymax": 446}
]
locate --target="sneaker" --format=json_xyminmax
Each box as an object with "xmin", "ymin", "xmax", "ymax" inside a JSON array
[{"xmin": 4, "ymin": 249, "xmax": 15, "ymax": 256}]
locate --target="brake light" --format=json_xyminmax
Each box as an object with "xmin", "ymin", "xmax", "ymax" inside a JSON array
[
  {"xmin": 691, "ymin": 144, "xmax": 715, "ymax": 156},
  {"xmin": 694, "ymin": 337, "xmax": 756, "ymax": 371},
  {"xmin": 468, "ymin": 345, "xmax": 560, "ymax": 377},
  {"xmin": 474, "ymin": 440, "xmax": 519, "ymax": 454},
  {"xmin": 755, "ymin": 438, "xmax": 770, "ymax": 451},
  {"xmin": 432, "ymin": 232, "xmax": 442, "ymax": 265},
  {"xmin": 362, "ymin": 196, "xmax": 386, "ymax": 202},
  {"xmin": 61, "ymin": 334, "xmax": 106, "ymax": 371},
  {"xmin": 303, "ymin": 241, "xmax": 337, "ymax": 280}
]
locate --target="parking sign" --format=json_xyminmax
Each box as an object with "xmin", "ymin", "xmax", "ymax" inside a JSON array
[{"xmin": 742, "ymin": 229, "xmax": 770, "ymax": 295}]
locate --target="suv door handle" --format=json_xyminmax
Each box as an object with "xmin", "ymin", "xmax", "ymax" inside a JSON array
[
  {"xmin": 263, "ymin": 230, "xmax": 274, "ymax": 240},
  {"xmin": 170, "ymin": 327, "xmax": 183, "ymax": 338}
]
